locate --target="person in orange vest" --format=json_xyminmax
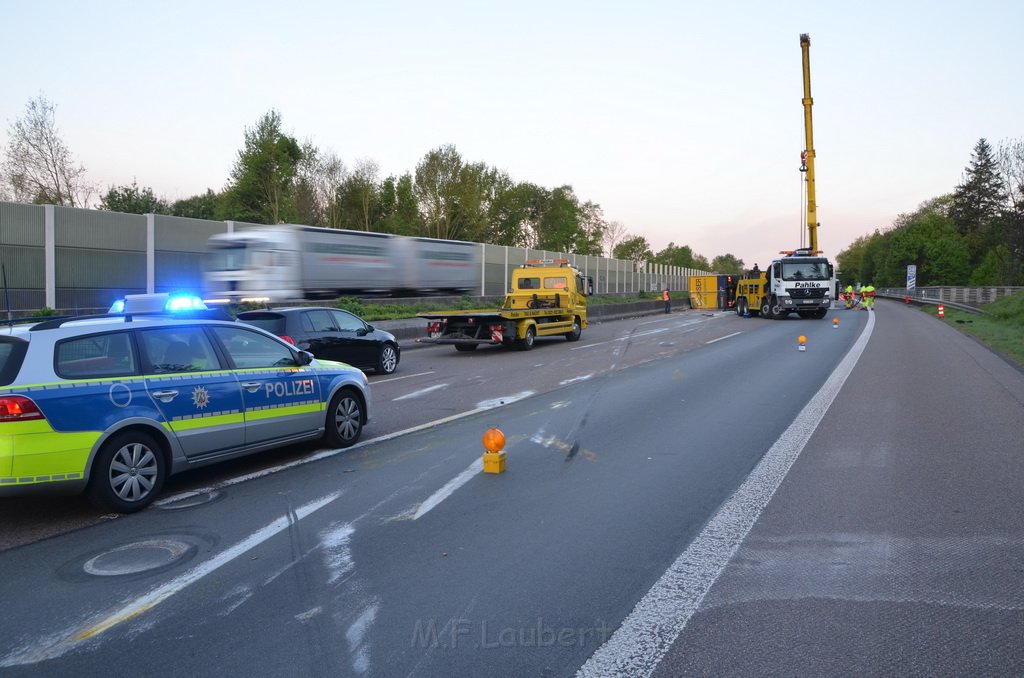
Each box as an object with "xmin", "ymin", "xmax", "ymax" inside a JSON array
[{"xmin": 662, "ymin": 287, "xmax": 671, "ymax": 314}]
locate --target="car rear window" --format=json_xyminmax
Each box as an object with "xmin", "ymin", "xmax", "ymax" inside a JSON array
[
  {"xmin": 239, "ymin": 313, "xmax": 287, "ymax": 336},
  {"xmin": 55, "ymin": 331, "xmax": 137, "ymax": 379},
  {"xmin": 0, "ymin": 338, "xmax": 29, "ymax": 386}
]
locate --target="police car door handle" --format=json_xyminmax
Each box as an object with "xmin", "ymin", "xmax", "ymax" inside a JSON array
[
  {"xmin": 241, "ymin": 382, "xmax": 261, "ymax": 392},
  {"xmin": 151, "ymin": 389, "xmax": 179, "ymax": 402}
]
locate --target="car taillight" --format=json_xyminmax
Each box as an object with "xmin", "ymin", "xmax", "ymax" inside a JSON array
[
  {"xmin": 280, "ymin": 335, "xmax": 296, "ymax": 345},
  {"xmin": 0, "ymin": 396, "xmax": 45, "ymax": 422}
]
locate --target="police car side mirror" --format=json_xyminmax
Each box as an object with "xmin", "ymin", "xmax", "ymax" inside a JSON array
[{"xmin": 297, "ymin": 350, "xmax": 314, "ymax": 366}]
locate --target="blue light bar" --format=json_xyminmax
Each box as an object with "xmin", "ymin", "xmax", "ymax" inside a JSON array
[
  {"xmin": 165, "ymin": 294, "xmax": 208, "ymax": 312},
  {"xmin": 110, "ymin": 293, "xmax": 210, "ymax": 315}
]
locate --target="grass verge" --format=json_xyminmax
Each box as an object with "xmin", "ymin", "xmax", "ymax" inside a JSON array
[{"xmin": 925, "ymin": 291, "xmax": 1024, "ymax": 367}]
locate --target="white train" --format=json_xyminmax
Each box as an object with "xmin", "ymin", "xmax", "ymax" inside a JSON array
[{"xmin": 204, "ymin": 225, "xmax": 481, "ymax": 302}]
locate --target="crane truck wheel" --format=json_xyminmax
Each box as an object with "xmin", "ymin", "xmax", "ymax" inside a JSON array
[
  {"xmin": 770, "ymin": 297, "xmax": 786, "ymax": 318},
  {"xmin": 760, "ymin": 298, "xmax": 774, "ymax": 319},
  {"xmin": 735, "ymin": 298, "xmax": 746, "ymax": 316}
]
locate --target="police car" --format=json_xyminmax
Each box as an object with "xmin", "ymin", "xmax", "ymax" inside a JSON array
[{"xmin": 0, "ymin": 294, "xmax": 371, "ymax": 513}]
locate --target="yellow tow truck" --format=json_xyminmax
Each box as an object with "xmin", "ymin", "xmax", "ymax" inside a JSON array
[{"xmin": 417, "ymin": 259, "xmax": 594, "ymax": 351}]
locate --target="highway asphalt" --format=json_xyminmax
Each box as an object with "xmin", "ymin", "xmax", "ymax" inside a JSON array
[
  {"xmin": 651, "ymin": 300, "xmax": 1024, "ymax": 676},
  {"xmin": 1, "ymin": 302, "xmax": 1020, "ymax": 676}
]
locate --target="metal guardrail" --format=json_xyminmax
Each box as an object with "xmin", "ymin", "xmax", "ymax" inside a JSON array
[
  {"xmin": 876, "ymin": 292, "xmax": 983, "ymax": 315},
  {"xmin": 875, "ymin": 286, "xmax": 1023, "ymax": 315}
]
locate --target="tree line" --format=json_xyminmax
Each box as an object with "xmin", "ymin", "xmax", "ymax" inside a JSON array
[
  {"xmin": 837, "ymin": 138, "xmax": 1024, "ymax": 287},
  {"xmin": 1, "ymin": 95, "xmax": 743, "ymax": 272}
]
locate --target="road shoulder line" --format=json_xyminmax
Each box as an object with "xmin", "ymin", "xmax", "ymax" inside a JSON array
[{"xmin": 577, "ymin": 310, "xmax": 875, "ymax": 677}]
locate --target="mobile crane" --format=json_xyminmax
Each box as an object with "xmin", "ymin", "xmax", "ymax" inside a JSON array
[{"xmin": 733, "ymin": 33, "xmax": 834, "ymax": 319}]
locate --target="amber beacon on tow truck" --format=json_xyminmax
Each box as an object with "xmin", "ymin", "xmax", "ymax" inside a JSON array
[{"xmin": 417, "ymin": 259, "xmax": 594, "ymax": 351}]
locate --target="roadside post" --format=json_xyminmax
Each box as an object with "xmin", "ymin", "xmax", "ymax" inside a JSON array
[{"xmin": 906, "ymin": 264, "xmax": 917, "ymax": 305}]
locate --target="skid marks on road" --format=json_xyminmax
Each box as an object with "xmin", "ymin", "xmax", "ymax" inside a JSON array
[{"xmin": 530, "ymin": 428, "xmax": 597, "ymax": 461}]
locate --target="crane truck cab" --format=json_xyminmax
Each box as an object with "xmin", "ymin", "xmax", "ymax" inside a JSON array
[{"xmin": 734, "ymin": 248, "xmax": 833, "ymax": 319}]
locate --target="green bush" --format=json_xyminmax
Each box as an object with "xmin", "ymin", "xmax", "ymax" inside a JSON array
[{"xmin": 28, "ymin": 306, "xmax": 59, "ymax": 317}]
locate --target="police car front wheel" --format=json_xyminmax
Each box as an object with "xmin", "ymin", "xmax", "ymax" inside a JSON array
[
  {"xmin": 324, "ymin": 388, "xmax": 364, "ymax": 448},
  {"xmin": 89, "ymin": 430, "xmax": 167, "ymax": 513}
]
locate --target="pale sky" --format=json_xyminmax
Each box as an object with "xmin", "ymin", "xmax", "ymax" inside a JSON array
[{"xmin": 3, "ymin": 0, "xmax": 1022, "ymax": 270}]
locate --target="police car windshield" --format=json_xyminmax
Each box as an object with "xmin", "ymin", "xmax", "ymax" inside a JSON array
[{"xmin": 782, "ymin": 262, "xmax": 829, "ymax": 281}]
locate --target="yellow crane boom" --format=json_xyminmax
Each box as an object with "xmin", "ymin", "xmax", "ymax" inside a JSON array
[{"xmin": 799, "ymin": 33, "xmax": 818, "ymax": 252}]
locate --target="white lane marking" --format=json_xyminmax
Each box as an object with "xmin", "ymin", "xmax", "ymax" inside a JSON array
[
  {"xmin": 397, "ymin": 391, "xmax": 537, "ymax": 521},
  {"xmin": 476, "ymin": 391, "xmax": 534, "ymax": 409},
  {"xmin": 0, "ymin": 492, "xmax": 342, "ymax": 667},
  {"xmin": 572, "ymin": 328, "xmax": 668, "ymax": 350},
  {"xmin": 560, "ymin": 374, "xmax": 594, "ymax": 386},
  {"xmin": 346, "ymin": 602, "xmax": 380, "ymax": 675},
  {"xmin": 705, "ymin": 331, "xmax": 742, "ymax": 344},
  {"xmin": 320, "ymin": 523, "xmax": 356, "ymax": 585},
  {"xmin": 374, "ymin": 370, "xmax": 434, "ymax": 384},
  {"xmin": 572, "ymin": 320, "xmax": 708, "ymax": 350},
  {"xmin": 578, "ymin": 311, "xmax": 875, "ymax": 678},
  {"xmin": 392, "ymin": 383, "xmax": 448, "ymax": 401},
  {"xmin": 412, "ymin": 457, "xmax": 483, "ymax": 520},
  {"xmin": 156, "ymin": 391, "xmax": 538, "ymax": 508}
]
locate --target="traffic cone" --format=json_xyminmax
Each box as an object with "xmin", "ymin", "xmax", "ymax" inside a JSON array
[{"xmin": 938, "ymin": 304, "xmax": 945, "ymax": 318}]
